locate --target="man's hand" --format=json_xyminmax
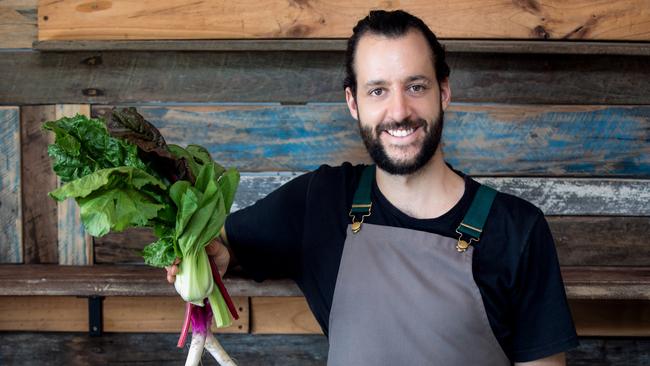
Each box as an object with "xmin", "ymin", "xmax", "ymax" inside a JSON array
[{"xmin": 165, "ymin": 236, "xmax": 231, "ymax": 284}]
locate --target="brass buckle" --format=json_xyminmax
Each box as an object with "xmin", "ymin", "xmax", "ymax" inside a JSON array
[
  {"xmin": 349, "ymin": 203, "xmax": 372, "ymax": 234},
  {"xmin": 455, "ymin": 228, "xmax": 479, "ymax": 253}
]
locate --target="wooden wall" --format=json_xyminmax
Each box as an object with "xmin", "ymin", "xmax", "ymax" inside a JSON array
[{"xmin": 1, "ymin": 0, "xmax": 649, "ymax": 364}]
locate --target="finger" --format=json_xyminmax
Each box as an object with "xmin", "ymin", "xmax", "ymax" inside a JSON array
[
  {"xmin": 205, "ymin": 240, "xmax": 222, "ymax": 256},
  {"xmin": 166, "ymin": 272, "xmax": 175, "ymax": 284},
  {"xmin": 165, "ymin": 264, "xmax": 179, "ymax": 276}
]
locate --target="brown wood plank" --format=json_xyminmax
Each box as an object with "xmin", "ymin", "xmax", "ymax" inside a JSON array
[
  {"xmin": 3, "ymin": 50, "xmax": 650, "ymax": 104},
  {"xmin": 0, "ymin": 0, "xmax": 37, "ymax": 48},
  {"xmin": 0, "ymin": 296, "xmax": 87, "ymax": 331},
  {"xmin": 32, "ymin": 39, "xmax": 650, "ymax": 56},
  {"xmin": 104, "ymin": 296, "xmax": 249, "ymax": 333},
  {"xmin": 550, "ymin": 217, "xmax": 650, "ymax": 267},
  {"xmin": 0, "ymin": 264, "xmax": 648, "ymax": 300},
  {"xmin": 38, "ymin": 0, "xmax": 650, "ymax": 41},
  {"xmin": 0, "ymin": 264, "xmax": 302, "ymax": 297},
  {"xmin": 94, "ymin": 217, "xmax": 650, "ymax": 267},
  {"xmin": 20, "ymin": 105, "xmax": 58, "ymax": 264},
  {"xmin": 571, "ymin": 299, "xmax": 650, "ymax": 337},
  {"xmin": 251, "ymin": 297, "xmax": 321, "ymax": 334}
]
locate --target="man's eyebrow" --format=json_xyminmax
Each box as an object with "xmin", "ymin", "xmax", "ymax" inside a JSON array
[{"xmin": 364, "ymin": 75, "xmax": 432, "ymax": 87}]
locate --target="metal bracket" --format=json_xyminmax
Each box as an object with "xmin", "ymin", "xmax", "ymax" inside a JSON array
[{"xmin": 88, "ymin": 296, "xmax": 104, "ymax": 337}]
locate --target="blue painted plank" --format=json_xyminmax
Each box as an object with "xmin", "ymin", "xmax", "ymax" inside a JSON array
[
  {"xmin": 0, "ymin": 107, "xmax": 22, "ymax": 263},
  {"xmin": 95, "ymin": 104, "xmax": 650, "ymax": 176}
]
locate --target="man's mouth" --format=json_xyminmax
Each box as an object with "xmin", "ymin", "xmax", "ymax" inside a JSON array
[{"xmin": 384, "ymin": 127, "xmax": 417, "ymax": 137}]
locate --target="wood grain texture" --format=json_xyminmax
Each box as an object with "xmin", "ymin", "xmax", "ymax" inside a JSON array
[
  {"xmin": 94, "ymin": 216, "xmax": 650, "ymax": 267},
  {"xmin": 0, "ymin": 296, "xmax": 87, "ymax": 331},
  {"xmin": 0, "ymin": 333, "xmax": 648, "ymax": 365},
  {"xmin": 4, "ymin": 50, "xmax": 650, "ymax": 105},
  {"xmin": 38, "ymin": 0, "xmax": 650, "ymax": 41},
  {"xmin": 0, "ymin": 0, "xmax": 37, "ymax": 48},
  {"xmin": 55, "ymin": 104, "xmax": 93, "ymax": 265},
  {"xmin": 1, "ymin": 264, "xmax": 648, "ymax": 300},
  {"xmin": 231, "ymin": 174, "xmax": 650, "ymax": 216},
  {"xmin": 251, "ymin": 297, "xmax": 322, "ymax": 334},
  {"xmin": 92, "ymin": 104, "xmax": 650, "ymax": 176},
  {"xmin": 32, "ymin": 39, "xmax": 650, "ymax": 56},
  {"xmin": 20, "ymin": 105, "xmax": 58, "ymax": 264},
  {"xmin": 0, "ymin": 106, "xmax": 21, "ymax": 263},
  {"xmin": 0, "ymin": 264, "xmax": 302, "ymax": 297},
  {"xmin": 571, "ymin": 299, "xmax": 650, "ymax": 337},
  {"xmin": 103, "ymin": 296, "xmax": 249, "ymax": 333},
  {"xmin": 0, "ymin": 333, "xmax": 330, "ymax": 366}
]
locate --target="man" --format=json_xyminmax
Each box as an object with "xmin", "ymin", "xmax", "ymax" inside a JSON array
[{"xmin": 168, "ymin": 10, "xmax": 578, "ymax": 365}]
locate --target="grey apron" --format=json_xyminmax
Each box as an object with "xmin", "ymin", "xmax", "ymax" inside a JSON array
[{"xmin": 327, "ymin": 166, "xmax": 510, "ymax": 366}]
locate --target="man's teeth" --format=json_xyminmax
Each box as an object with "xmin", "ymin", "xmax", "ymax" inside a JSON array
[{"xmin": 386, "ymin": 128, "xmax": 415, "ymax": 137}]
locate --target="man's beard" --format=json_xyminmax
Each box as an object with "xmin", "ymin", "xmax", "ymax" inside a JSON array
[{"xmin": 358, "ymin": 109, "xmax": 444, "ymax": 176}]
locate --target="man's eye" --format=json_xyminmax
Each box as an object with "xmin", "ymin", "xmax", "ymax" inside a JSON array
[
  {"xmin": 369, "ymin": 89, "xmax": 384, "ymax": 96},
  {"xmin": 409, "ymin": 84, "xmax": 426, "ymax": 93}
]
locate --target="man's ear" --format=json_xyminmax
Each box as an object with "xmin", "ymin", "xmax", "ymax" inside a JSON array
[
  {"xmin": 345, "ymin": 87, "xmax": 359, "ymax": 120},
  {"xmin": 439, "ymin": 77, "xmax": 451, "ymax": 111}
]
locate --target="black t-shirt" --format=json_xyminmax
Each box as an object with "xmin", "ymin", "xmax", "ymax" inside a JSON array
[{"xmin": 225, "ymin": 162, "xmax": 579, "ymax": 363}]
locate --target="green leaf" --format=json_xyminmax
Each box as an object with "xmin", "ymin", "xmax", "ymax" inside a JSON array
[
  {"xmin": 142, "ymin": 236, "xmax": 177, "ymax": 268},
  {"xmin": 217, "ymin": 168, "xmax": 239, "ymax": 214}
]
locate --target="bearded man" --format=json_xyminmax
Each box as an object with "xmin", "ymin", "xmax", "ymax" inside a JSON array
[{"xmin": 168, "ymin": 10, "xmax": 579, "ymax": 365}]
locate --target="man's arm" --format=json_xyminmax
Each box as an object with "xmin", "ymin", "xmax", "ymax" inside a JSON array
[{"xmin": 515, "ymin": 352, "xmax": 565, "ymax": 366}]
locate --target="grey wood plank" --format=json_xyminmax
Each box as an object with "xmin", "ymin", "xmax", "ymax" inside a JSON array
[
  {"xmin": 0, "ymin": 107, "xmax": 21, "ymax": 263},
  {"xmin": 0, "ymin": 333, "xmax": 648, "ymax": 365},
  {"xmin": 231, "ymin": 174, "xmax": 650, "ymax": 216},
  {"xmin": 2, "ymin": 50, "xmax": 650, "ymax": 104},
  {"xmin": 32, "ymin": 39, "xmax": 650, "ymax": 56}
]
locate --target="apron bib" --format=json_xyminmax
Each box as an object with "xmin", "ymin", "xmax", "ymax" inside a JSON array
[{"xmin": 327, "ymin": 165, "xmax": 510, "ymax": 366}]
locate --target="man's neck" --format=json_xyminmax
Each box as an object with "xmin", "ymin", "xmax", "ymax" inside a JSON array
[{"xmin": 375, "ymin": 150, "xmax": 465, "ymax": 219}]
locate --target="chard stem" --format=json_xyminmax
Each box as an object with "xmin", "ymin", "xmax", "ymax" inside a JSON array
[
  {"xmin": 208, "ymin": 255, "xmax": 239, "ymax": 320},
  {"xmin": 177, "ymin": 302, "xmax": 194, "ymax": 348}
]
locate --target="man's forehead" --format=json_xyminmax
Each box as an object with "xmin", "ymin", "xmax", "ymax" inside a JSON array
[{"xmin": 354, "ymin": 30, "xmax": 436, "ymax": 83}]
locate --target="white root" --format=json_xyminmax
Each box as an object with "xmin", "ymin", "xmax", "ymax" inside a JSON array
[
  {"xmin": 184, "ymin": 332, "xmax": 206, "ymax": 366},
  {"xmin": 205, "ymin": 331, "xmax": 238, "ymax": 366}
]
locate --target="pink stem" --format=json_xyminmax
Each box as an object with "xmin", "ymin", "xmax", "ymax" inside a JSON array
[{"xmin": 177, "ymin": 302, "xmax": 194, "ymax": 348}]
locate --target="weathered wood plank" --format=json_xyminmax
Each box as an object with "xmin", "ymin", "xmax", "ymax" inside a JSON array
[
  {"xmin": 571, "ymin": 299, "xmax": 650, "ymax": 337},
  {"xmin": 38, "ymin": 0, "xmax": 650, "ymax": 41},
  {"xmin": 0, "ymin": 264, "xmax": 301, "ymax": 297},
  {"xmin": 1, "ymin": 264, "xmax": 648, "ymax": 300},
  {"xmin": 92, "ymin": 104, "xmax": 650, "ymax": 176},
  {"xmin": 20, "ymin": 105, "xmax": 58, "ymax": 264},
  {"xmin": 0, "ymin": 0, "xmax": 37, "ymax": 48},
  {"xmin": 55, "ymin": 105, "xmax": 93, "ymax": 265},
  {"xmin": 95, "ymin": 216, "xmax": 650, "ymax": 267},
  {"xmin": 32, "ymin": 39, "xmax": 650, "ymax": 56},
  {"xmin": 3, "ymin": 50, "xmax": 650, "ymax": 104},
  {"xmin": 0, "ymin": 333, "xmax": 330, "ymax": 366},
  {"xmin": 0, "ymin": 296, "xmax": 87, "ymax": 331},
  {"xmin": 0, "ymin": 106, "xmax": 21, "ymax": 263},
  {"xmin": 103, "ymin": 296, "xmax": 249, "ymax": 333},
  {"xmin": 0, "ymin": 333, "xmax": 648, "ymax": 365},
  {"xmin": 229, "ymin": 174, "xmax": 650, "ymax": 215},
  {"xmin": 251, "ymin": 297, "xmax": 322, "ymax": 334}
]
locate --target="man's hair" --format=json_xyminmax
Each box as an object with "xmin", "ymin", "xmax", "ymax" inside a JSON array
[{"xmin": 343, "ymin": 10, "xmax": 450, "ymax": 96}]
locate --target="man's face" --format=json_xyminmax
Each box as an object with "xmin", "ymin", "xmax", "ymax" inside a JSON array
[{"xmin": 345, "ymin": 30, "xmax": 451, "ymax": 175}]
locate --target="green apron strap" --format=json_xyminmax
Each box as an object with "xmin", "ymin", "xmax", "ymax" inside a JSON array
[
  {"xmin": 455, "ymin": 185, "xmax": 497, "ymax": 252},
  {"xmin": 349, "ymin": 165, "xmax": 375, "ymax": 233}
]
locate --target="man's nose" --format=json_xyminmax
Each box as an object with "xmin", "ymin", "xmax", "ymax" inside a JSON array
[{"xmin": 388, "ymin": 90, "xmax": 412, "ymax": 122}]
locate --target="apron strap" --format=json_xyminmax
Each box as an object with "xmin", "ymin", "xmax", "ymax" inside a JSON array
[
  {"xmin": 349, "ymin": 165, "xmax": 375, "ymax": 233},
  {"xmin": 455, "ymin": 185, "xmax": 497, "ymax": 252}
]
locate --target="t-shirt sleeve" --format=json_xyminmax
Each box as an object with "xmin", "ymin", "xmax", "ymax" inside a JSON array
[
  {"xmin": 224, "ymin": 171, "xmax": 314, "ymax": 282},
  {"xmin": 510, "ymin": 212, "xmax": 579, "ymax": 362}
]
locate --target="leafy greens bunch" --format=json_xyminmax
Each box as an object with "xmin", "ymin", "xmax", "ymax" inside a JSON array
[{"xmin": 44, "ymin": 108, "xmax": 240, "ymax": 337}]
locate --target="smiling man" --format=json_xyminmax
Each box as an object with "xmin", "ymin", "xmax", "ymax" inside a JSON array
[{"xmin": 168, "ymin": 10, "xmax": 579, "ymax": 365}]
